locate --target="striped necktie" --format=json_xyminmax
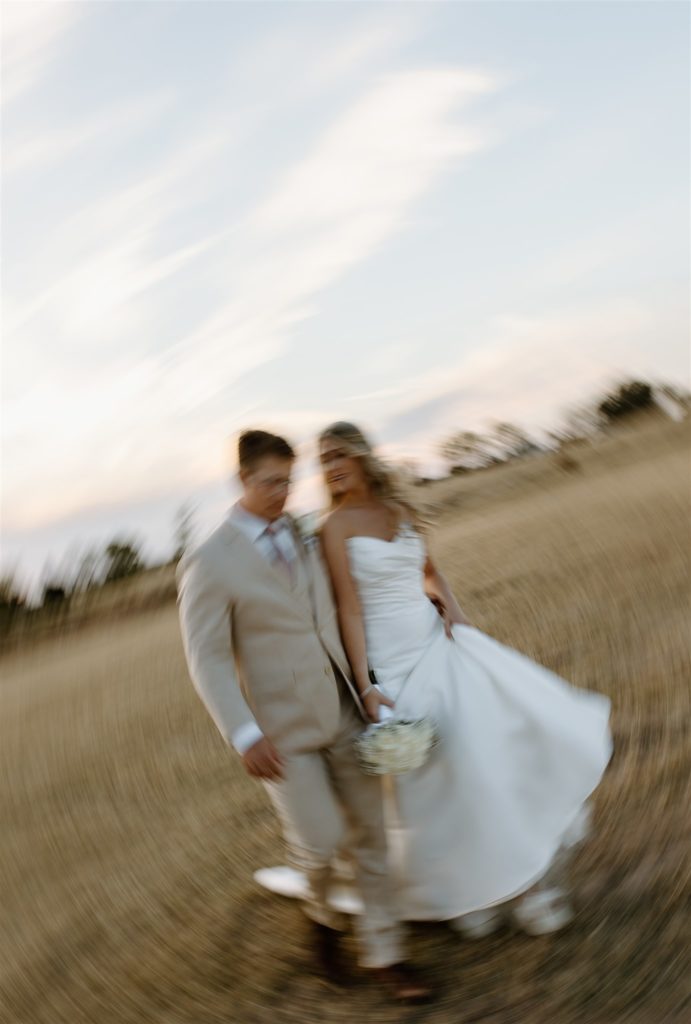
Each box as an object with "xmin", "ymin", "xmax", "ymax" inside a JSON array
[{"xmin": 264, "ymin": 521, "xmax": 293, "ymax": 583}]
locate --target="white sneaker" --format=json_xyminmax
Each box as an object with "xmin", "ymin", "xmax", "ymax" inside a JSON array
[
  {"xmin": 254, "ymin": 866, "xmax": 309, "ymax": 900},
  {"xmin": 449, "ymin": 907, "xmax": 506, "ymax": 938},
  {"xmin": 253, "ymin": 866, "xmax": 364, "ymax": 916},
  {"xmin": 510, "ymin": 888, "xmax": 574, "ymax": 936}
]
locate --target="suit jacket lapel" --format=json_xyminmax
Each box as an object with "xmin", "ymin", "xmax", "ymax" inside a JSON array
[
  {"xmin": 302, "ymin": 540, "xmax": 360, "ymax": 702},
  {"xmin": 294, "ymin": 529, "xmax": 352, "ymax": 670},
  {"xmin": 287, "ymin": 533, "xmax": 313, "ymax": 614},
  {"xmin": 284, "ymin": 518, "xmax": 316, "ymax": 612},
  {"xmin": 222, "ymin": 518, "xmax": 312, "ymax": 614},
  {"xmin": 225, "ymin": 516, "xmax": 360, "ymax": 712}
]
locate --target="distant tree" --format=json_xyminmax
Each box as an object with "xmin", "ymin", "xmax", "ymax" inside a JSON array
[
  {"xmin": 51, "ymin": 543, "xmax": 88, "ymax": 596},
  {"xmin": 545, "ymin": 429, "xmax": 565, "ymax": 450},
  {"xmin": 172, "ymin": 503, "xmax": 196, "ymax": 562},
  {"xmin": 490, "ymin": 422, "xmax": 539, "ymax": 460},
  {"xmin": 37, "ymin": 559, "xmax": 70, "ymax": 610},
  {"xmin": 558, "ymin": 404, "xmax": 606, "ymax": 442},
  {"xmin": 104, "ymin": 540, "xmax": 144, "ymax": 583},
  {"xmin": 598, "ymin": 380, "xmax": 653, "ymax": 422},
  {"xmin": 393, "ymin": 459, "xmax": 425, "ymax": 486},
  {"xmin": 73, "ymin": 549, "xmax": 105, "ymax": 592},
  {"xmin": 440, "ymin": 431, "xmax": 493, "ymax": 471},
  {"xmin": 0, "ymin": 573, "xmax": 24, "ymax": 608},
  {"xmin": 0, "ymin": 574, "xmax": 26, "ymax": 635},
  {"xmin": 657, "ymin": 382, "xmax": 690, "ymax": 406},
  {"xmin": 653, "ymin": 384, "xmax": 689, "ymax": 422},
  {"xmin": 41, "ymin": 584, "xmax": 69, "ymax": 613}
]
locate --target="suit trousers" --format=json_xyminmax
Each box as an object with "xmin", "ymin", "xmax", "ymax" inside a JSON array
[{"xmin": 264, "ymin": 703, "xmax": 403, "ymax": 969}]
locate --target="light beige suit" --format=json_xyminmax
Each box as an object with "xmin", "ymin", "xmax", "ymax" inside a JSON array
[{"xmin": 177, "ymin": 516, "xmax": 403, "ymax": 968}]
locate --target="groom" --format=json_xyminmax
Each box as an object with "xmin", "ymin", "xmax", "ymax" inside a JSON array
[{"xmin": 177, "ymin": 430, "xmax": 429, "ymax": 1002}]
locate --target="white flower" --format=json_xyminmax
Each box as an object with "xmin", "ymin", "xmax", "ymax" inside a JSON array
[{"xmin": 355, "ymin": 717, "xmax": 439, "ymax": 775}]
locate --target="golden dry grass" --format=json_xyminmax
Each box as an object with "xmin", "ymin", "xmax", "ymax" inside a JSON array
[{"xmin": 2, "ymin": 415, "xmax": 690, "ymax": 1024}]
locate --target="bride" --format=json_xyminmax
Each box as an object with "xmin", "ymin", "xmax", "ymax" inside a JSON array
[{"xmin": 256, "ymin": 421, "xmax": 612, "ymax": 936}]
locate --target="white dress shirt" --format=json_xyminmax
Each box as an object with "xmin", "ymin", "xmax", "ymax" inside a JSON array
[{"xmin": 227, "ymin": 502, "xmax": 299, "ymax": 755}]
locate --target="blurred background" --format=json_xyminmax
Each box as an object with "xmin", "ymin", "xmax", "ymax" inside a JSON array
[{"xmin": 1, "ymin": 3, "xmax": 689, "ymax": 1023}]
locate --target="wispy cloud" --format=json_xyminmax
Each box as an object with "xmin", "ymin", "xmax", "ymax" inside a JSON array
[
  {"xmin": 3, "ymin": 0, "xmax": 687, "ymax": 586},
  {"xmin": 1, "ymin": 1, "xmax": 81, "ymax": 106},
  {"xmin": 374, "ymin": 295, "xmax": 686, "ymax": 458},
  {"xmin": 254, "ymin": 69, "xmax": 493, "ymax": 239},
  {"xmin": 3, "ymin": 64, "xmax": 499, "ymax": 530},
  {"xmin": 3, "ymin": 90, "xmax": 173, "ymax": 175},
  {"xmin": 226, "ymin": 6, "xmax": 425, "ymax": 103}
]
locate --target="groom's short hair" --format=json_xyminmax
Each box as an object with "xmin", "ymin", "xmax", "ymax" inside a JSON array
[{"xmin": 238, "ymin": 430, "xmax": 295, "ymax": 471}]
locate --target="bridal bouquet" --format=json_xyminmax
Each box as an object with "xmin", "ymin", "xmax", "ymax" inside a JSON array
[{"xmin": 355, "ymin": 712, "xmax": 439, "ymax": 776}]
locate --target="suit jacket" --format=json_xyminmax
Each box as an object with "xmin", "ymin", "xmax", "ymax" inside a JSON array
[{"xmin": 177, "ymin": 516, "xmax": 364, "ymax": 755}]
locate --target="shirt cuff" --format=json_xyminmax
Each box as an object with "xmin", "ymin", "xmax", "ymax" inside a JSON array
[{"xmin": 232, "ymin": 721, "xmax": 264, "ymax": 755}]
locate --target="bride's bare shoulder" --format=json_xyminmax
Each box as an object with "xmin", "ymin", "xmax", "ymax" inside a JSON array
[{"xmin": 320, "ymin": 507, "xmax": 356, "ymax": 541}]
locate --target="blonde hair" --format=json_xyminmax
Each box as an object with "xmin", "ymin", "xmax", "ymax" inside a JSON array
[{"xmin": 317, "ymin": 421, "xmax": 425, "ymax": 529}]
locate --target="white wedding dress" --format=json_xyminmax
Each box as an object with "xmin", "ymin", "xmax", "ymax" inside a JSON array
[{"xmin": 256, "ymin": 526, "xmax": 612, "ymax": 922}]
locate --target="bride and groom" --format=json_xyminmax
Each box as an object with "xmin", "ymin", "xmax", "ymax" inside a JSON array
[{"xmin": 177, "ymin": 424, "xmax": 612, "ymax": 1005}]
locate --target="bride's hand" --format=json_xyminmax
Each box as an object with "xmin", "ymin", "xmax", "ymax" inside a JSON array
[
  {"xmin": 362, "ymin": 687, "xmax": 395, "ymax": 723},
  {"xmin": 433, "ymin": 599, "xmax": 472, "ymax": 638}
]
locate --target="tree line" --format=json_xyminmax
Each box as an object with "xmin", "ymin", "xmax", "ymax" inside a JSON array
[
  {"xmin": 436, "ymin": 379, "xmax": 688, "ymax": 475},
  {"xmin": 1, "ymin": 503, "xmax": 196, "ymax": 617},
  {"xmin": 1, "ymin": 377, "xmax": 687, "ymax": 618}
]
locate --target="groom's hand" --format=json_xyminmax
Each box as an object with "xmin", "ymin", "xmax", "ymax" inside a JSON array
[{"xmin": 242, "ymin": 737, "xmax": 284, "ymax": 781}]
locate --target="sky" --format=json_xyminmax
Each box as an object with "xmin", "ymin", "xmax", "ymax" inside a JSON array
[{"xmin": 1, "ymin": 0, "xmax": 689, "ymax": 592}]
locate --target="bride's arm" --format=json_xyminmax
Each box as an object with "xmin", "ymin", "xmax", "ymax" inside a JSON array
[
  {"xmin": 320, "ymin": 515, "xmax": 394, "ymax": 722},
  {"xmin": 423, "ymin": 552, "xmax": 472, "ymax": 635}
]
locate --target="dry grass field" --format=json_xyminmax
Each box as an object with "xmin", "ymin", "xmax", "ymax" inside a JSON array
[{"xmin": 2, "ymin": 415, "xmax": 690, "ymax": 1024}]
